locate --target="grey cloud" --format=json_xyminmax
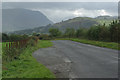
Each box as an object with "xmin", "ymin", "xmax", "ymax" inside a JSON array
[
  {"xmin": 3, "ymin": 2, "xmax": 118, "ymax": 12},
  {"xmin": 2, "ymin": 2, "xmax": 118, "ymax": 22}
]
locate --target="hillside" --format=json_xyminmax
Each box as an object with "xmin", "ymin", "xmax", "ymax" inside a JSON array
[
  {"xmin": 95, "ymin": 16, "xmax": 117, "ymax": 20},
  {"xmin": 12, "ymin": 25, "xmax": 51, "ymax": 35},
  {"xmin": 52, "ymin": 17, "xmax": 98, "ymax": 31},
  {"xmin": 95, "ymin": 16, "xmax": 118, "ymax": 26},
  {"xmin": 11, "ymin": 17, "xmax": 99, "ymax": 34},
  {"xmin": 11, "ymin": 16, "xmax": 117, "ymax": 35},
  {"xmin": 2, "ymin": 8, "xmax": 53, "ymax": 32}
]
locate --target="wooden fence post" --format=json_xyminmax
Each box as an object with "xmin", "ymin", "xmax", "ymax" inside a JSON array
[
  {"xmin": 9, "ymin": 42, "xmax": 11, "ymax": 49},
  {"xmin": 6, "ymin": 43, "xmax": 8, "ymax": 49},
  {"xmin": 5, "ymin": 38, "xmax": 31, "ymax": 50}
]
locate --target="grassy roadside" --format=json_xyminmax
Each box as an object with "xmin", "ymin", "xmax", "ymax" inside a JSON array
[
  {"xmin": 2, "ymin": 40, "xmax": 55, "ymax": 78},
  {"xmin": 55, "ymin": 38, "xmax": 119, "ymax": 50}
]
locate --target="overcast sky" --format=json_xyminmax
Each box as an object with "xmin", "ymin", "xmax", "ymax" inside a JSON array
[
  {"xmin": 2, "ymin": 0, "xmax": 119, "ymax": 2},
  {"xmin": 2, "ymin": 2, "xmax": 118, "ymax": 23}
]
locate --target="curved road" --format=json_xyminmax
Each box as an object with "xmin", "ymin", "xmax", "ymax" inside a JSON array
[{"xmin": 33, "ymin": 40, "xmax": 118, "ymax": 78}]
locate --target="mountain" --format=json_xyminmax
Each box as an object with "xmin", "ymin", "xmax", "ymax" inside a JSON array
[
  {"xmin": 2, "ymin": 8, "xmax": 53, "ymax": 32},
  {"xmin": 12, "ymin": 24, "xmax": 51, "ymax": 35},
  {"xmin": 95, "ymin": 16, "xmax": 117, "ymax": 20},
  {"xmin": 52, "ymin": 17, "xmax": 98, "ymax": 31},
  {"xmin": 11, "ymin": 17, "xmax": 99, "ymax": 35},
  {"xmin": 10, "ymin": 16, "xmax": 118, "ymax": 35},
  {"xmin": 95, "ymin": 16, "xmax": 118, "ymax": 26}
]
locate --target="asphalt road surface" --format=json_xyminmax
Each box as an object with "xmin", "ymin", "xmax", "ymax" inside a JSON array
[{"xmin": 33, "ymin": 40, "xmax": 118, "ymax": 78}]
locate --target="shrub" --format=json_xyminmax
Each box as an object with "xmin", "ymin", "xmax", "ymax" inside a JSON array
[
  {"xmin": 64, "ymin": 28, "xmax": 76, "ymax": 38},
  {"xmin": 2, "ymin": 47, "xmax": 21, "ymax": 62},
  {"xmin": 2, "ymin": 37, "xmax": 37, "ymax": 62},
  {"xmin": 87, "ymin": 24, "xmax": 110, "ymax": 41},
  {"xmin": 109, "ymin": 20, "xmax": 120, "ymax": 42},
  {"xmin": 39, "ymin": 34, "xmax": 51, "ymax": 40},
  {"xmin": 49, "ymin": 28, "xmax": 62, "ymax": 37},
  {"xmin": 27, "ymin": 38, "xmax": 36, "ymax": 46},
  {"xmin": 76, "ymin": 28, "xmax": 88, "ymax": 38}
]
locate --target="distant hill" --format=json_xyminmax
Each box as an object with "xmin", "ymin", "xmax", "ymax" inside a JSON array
[
  {"xmin": 11, "ymin": 17, "xmax": 99, "ymax": 34},
  {"xmin": 95, "ymin": 16, "xmax": 118, "ymax": 26},
  {"xmin": 10, "ymin": 16, "xmax": 118, "ymax": 35},
  {"xmin": 52, "ymin": 17, "xmax": 98, "ymax": 31},
  {"xmin": 2, "ymin": 8, "xmax": 53, "ymax": 32},
  {"xmin": 95, "ymin": 16, "xmax": 117, "ymax": 20},
  {"xmin": 12, "ymin": 25, "xmax": 51, "ymax": 35}
]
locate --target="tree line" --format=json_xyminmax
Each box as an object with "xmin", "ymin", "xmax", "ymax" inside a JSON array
[
  {"xmin": 2, "ymin": 33, "xmax": 29, "ymax": 42},
  {"xmin": 2, "ymin": 20, "xmax": 119, "ymax": 43},
  {"xmin": 49, "ymin": 20, "xmax": 120, "ymax": 43}
]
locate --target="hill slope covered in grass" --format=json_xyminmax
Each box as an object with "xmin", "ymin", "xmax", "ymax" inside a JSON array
[{"xmin": 11, "ymin": 16, "xmax": 117, "ymax": 35}]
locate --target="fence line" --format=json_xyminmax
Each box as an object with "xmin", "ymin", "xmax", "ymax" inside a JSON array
[
  {"xmin": 4, "ymin": 37, "xmax": 39, "ymax": 49},
  {"xmin": 5, "ymin": 38, "xmax": 30, "ymax": 49}
]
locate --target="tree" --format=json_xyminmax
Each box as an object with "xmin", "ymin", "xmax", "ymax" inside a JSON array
[
  {"xmin": 49, "ymin": 28, "xmax": 62, "ymax": 37},
  {"xmin": 87, "ymin": 24, "xmax": 110, "ymax": 41},
  {"xmin": 22, "ymin": 34, "xmax": 29, "ymax": 39},
  {"xmin": 109, "ymin": 20, "xmax": 120, "ymax": 42},
  {"xmin": 76, "ymin": 28, "xmax": 87, "ymax": 38},
  {"xmin": 2, "ymin": 33, "xmax": 9, "ymax": 42},
  {"xmin": 87, "ymin": 25, "xmax": 100, "ymax": 40},
  {"xmin": 64, "ymin": 28, "xmax": 76, "ymax": 38},
  {"xmin": 32, "ymin": 33, "xmax": 37, "ymax": 36},
  {"xmin": 98, "ymin": 24, "xmax": 110, "ymax": 41}
]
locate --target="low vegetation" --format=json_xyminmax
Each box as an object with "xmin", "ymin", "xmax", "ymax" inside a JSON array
[
  {"xmin": 2, "ymin": 39, "xmax": 55, "ymax": 78},
  {"xmin": 70, "ymin": 38, "xmax": 119, "ymax": 50},
  {"xmin": 54, "ymin": 38, "xmax": 119, "ymax": 50},
  {"xmin": 2, "ymin": 33, "xmax": 29, "ymax": 42}
]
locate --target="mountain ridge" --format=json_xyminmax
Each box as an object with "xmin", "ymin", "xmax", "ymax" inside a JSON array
[
  {"xmin": 2, "ymin": 8, "xmax": 53, "ymax": 32},
  {"xmin": 11, "ymin": 16, "xmax": 117, "ymax": 35}
]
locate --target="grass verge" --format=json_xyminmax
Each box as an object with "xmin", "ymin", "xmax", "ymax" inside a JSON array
[
  {"xmin": 70, "ymin": 38, "xmax": 119, "ymax": 50},
  {"xmin": 55, "ymin": 38, "xmax": 119, "ymax": 50},
  {"xmin": 2, "ymin": 40, "xmax": 55, "ymax": 78}
]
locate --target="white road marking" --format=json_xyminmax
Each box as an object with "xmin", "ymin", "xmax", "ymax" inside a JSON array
[
  {"xmin": 64, "ymin": 58, "xmax": 72, "ymax": 63},
  {"xmin": 112, "ymin": 56, "xmax": 119, "ymax": 59}
]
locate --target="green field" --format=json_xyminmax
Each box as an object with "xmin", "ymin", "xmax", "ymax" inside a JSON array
[
  {"xmin": 2, "ymin": 40, "xmax": 55, "ymax": 78},
  {"xmin": 1, "ymin": 42, "xmax": 10, "ymax": 48}
]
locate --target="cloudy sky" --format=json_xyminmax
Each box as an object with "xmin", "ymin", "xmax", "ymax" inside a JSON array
[
  {"xmin": 2, "ymin": 2, "xmax": 118, "ymax": 23},
  {"xmin": 2, "ymin": 0, "xmax": 119, "ymax": 2}
]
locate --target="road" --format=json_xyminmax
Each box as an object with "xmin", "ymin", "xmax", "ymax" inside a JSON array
[{"xmin": 33, "ymin": 40, "xmax": 118, "ymax": 78}]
